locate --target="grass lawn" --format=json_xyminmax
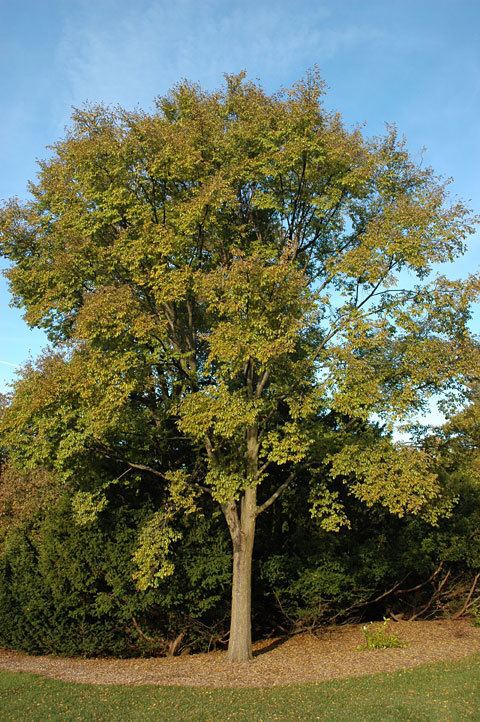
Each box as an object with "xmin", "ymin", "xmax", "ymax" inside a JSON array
[{"xmin": 0, "ymin": 654, "xmax": 479, "ymax": 722}]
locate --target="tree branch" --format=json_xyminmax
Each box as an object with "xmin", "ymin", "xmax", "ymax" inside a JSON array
[
  {"xmin": 221, "ymin": 500, "xmax": 241, "ymax": 545},
  {"xmin": 452, "ymin": 572, "xmax": 480, "ymax": 619},
  {"xmin": 256, "ymin": 472, "xmax": 295, "ymax": 516},
  {"xmin": 123, "ymin": 461, "xmax": 167, "ymax": 479},
  {"xmin": 255, "ymin": 369, "xmax": 270, "ymax": 398}
]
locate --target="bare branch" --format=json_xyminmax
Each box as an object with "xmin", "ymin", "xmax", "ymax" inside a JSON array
[
  {"xmin": 396, "ymin": 561, "xmax": 444, "ymax": 594},
  {"xmin": 256, "ymin": 472, "xmax": 295, "ymax": 516},
  {"xmin": 255, "ymin": 369, "xmax": 270, "ymax": 398},
  {"xmin": 123, "ymin": 461, "xmax": 167, "ymax": 479},
  {"xmin": 204, "ymin": 435, "xmax": 214, "ymax": 459},
  {"xmin": 407, "ymin": 569, "xmax": 452, "ymax": 621},
  {"xmin": 255, "ymin": 459, "xmax": 271, "ymax": 479},
  {"xmin": 452, "ymin": 572, "xmax": 480, "ymax": 619},
  {"xmin": 328, "ymin": 575, "xmax": 410, "ymax": 623},
  {"xmin": 221, "ymin": 499, "xmax": 241, "ymax": 544}
]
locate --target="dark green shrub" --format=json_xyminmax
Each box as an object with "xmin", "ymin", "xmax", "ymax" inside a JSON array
[
  {"xmin": 0, "ymin": 492, "xmax": 231, "ymax": 657},
  {"xmin": 1, "ymin": 463, "xmax": 479, "ymax": 657}
]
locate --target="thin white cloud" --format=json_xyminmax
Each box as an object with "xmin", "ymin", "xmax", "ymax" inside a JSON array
[{"xmin": 55, "ymin": 0, "xmax": 383, "ymax": 111}]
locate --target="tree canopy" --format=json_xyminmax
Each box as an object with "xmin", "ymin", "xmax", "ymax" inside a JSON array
[{"xmin": 0, "ymin": 72, "xmax": 478, "ymax": 661}]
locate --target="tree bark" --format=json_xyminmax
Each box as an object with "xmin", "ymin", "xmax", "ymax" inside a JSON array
[
  {"xmin": 223, "ymin": 413, "xmax": 260, "ymax": 662},
  {"xmin": 226, "ymin": 486, "xmax": 257, "ymax": 662}
]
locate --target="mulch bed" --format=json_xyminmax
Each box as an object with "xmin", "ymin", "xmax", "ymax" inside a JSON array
[{"xmin": 0, "ymin": 620, "xmax": 479, "ymax": 688}]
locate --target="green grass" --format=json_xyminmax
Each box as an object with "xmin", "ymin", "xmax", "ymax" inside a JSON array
[{"xmin": 0, "ymin": 655, "xmax": 479, "ymax": 722}]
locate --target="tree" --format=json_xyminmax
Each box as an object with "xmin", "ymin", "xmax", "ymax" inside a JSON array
[
  {"xmin": 0, "ymin": 72, "xmax": 478, "ymax": 661},
  {"xmin": 426, "ymin": 380, "xmax": 480, "ymax": 493}
]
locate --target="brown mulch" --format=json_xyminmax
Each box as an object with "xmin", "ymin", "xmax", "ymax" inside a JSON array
[{"xmin": 0, "ymin": 620, "xmax": 479, "ymax": 688}]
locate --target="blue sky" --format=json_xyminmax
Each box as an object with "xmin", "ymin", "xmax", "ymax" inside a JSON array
[{"xmin": 1, "ymin": 0, "xmax": 479, "ymax": 394}]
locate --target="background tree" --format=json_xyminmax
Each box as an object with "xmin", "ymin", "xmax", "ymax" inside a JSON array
[{"xmin": 0, "ymin": 72, "xmax": 478, "ymax": 661}]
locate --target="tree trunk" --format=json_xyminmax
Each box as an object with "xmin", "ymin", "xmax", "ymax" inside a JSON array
[{"xmin": 227, "ymin": 486, "xmax": 256, "ymax": 662}]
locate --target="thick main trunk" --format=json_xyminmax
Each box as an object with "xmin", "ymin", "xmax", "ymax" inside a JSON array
[
  {"xmin": 227, "ymin": 487, "xmax": 256, "ymax": 662},
  {"xmin": 227, "ymin": 533, "xmax": 254, "ymax": 661}
]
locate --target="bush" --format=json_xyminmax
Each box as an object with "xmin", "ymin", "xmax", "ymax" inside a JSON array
[
  {"xmin": 258, "ymin": 480, "xmax": 480, "ymax": 632},
  {"xmin": 1, "ymin": 460, "xmax": 479, "ymax": 657},
  {"xmin": 0, "ymin": 486, "xmax": 232, "ymax": 657},
  {"xmin": 358, "ymin": 619, "xmax": 407, "ymax": 650}
]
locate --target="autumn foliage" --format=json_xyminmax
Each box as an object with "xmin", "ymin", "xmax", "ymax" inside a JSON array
[{"xmin": 0, "ymin": 73, "xmax": 478, "ymax": 660}]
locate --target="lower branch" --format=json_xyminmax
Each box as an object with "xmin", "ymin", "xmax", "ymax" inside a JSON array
[
  {"xmin": 452, "ymin": 572, "xmax": 480, "ymax": 619},
  {"xmin": 256, "ymin": 472, "xmax": 295, "ymax": 516},
  {"xmin": 221, "ymin": 499, "xmax": 241, "ymax": 544}
]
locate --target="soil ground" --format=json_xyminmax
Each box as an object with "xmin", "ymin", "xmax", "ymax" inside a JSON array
[{"xmin": 0, "ymin": 619, "xmax": 479, "ymax": 688}]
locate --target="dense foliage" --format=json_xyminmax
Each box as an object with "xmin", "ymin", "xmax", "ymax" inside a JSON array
[
  {"xmin": 1, "ymin": 395, "xmax": 479, "ymax": 657},
  {"xmin": 0, "ymin": 73, "xmax": 478, "ymax": 660},
  {"xmin": 0, "ymin": 467, "xmax": 233, "ymax": 656}
]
